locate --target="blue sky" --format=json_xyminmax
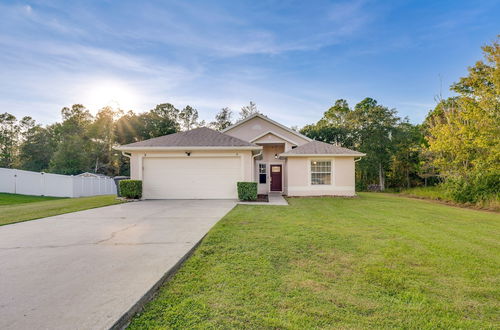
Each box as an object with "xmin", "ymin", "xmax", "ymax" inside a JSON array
[{"xmin": 1, "ymin": 0, "xmax": 499, "ymax": 127}]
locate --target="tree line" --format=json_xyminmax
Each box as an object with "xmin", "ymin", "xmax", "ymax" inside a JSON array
[
  {"xmin": 1, "ymin": 40, "xmax": 498, "ymax": 204},
  {"xmin": 0, "ymin": 102, "xmax": 259, "ymax": 176}
]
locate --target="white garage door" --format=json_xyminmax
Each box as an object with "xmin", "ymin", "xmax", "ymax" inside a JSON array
[{"xmin": 142, "ymin": 157, "xmax": 242, "ymax": 199}]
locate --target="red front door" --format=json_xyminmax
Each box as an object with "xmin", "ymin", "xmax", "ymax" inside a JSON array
[{"xmin": 270, "ymin": 165, "xmax": 282, "ymax": 191}]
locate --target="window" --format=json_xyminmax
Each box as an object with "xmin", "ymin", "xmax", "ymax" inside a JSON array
[
  {"xmin": 311, "ymin": 161, "xmax": 331, "ymax": 185},
  {"xmin": 259, "ymin": 164, "xmax": 267, "ymax": 184}
]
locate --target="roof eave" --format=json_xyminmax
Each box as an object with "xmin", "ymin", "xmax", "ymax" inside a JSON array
[
  {"xmin": 280, "ymin": 153, "xmax": 366, "ymax": 157},
  {"xmin": 114, "ymin": 146, "xmax": 263, "ymax": 152}
]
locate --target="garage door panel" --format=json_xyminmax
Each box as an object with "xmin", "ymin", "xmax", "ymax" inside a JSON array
[{"xmin": 143, "ymin": 157, "xmax": 241, "ymax": 199}]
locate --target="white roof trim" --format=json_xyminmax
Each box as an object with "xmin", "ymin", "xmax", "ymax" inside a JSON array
[
  {"xmin": 114, "ymin": 146, "xmax": 263, "ymax": 151},
  {"xmin": 280, "ymin": 153, "xmax": 366, "ymax": 157},
  {"xmin": 222, "ymin": 113, "xmax": 312, "ymax": 142},
  {"xmin": 250, "ymin": 131, "xmax": 299, "ymax": 145}
]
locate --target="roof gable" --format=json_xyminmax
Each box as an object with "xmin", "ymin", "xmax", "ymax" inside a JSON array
[
  {"xmin": 222, "ymin": 114, "xmax": 311, "ymax": 145},
  {"xmin": 116, "ymin": 127, "xmax": 259, "ymax": 150},
  {"xmin": 251, "ymin": 131, "xmax": 299, "ymax": 145}
]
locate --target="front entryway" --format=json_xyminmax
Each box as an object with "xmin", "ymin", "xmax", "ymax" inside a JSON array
[{"xmin": 270, "ymin": 164, "xmax": 282, "ymax": 191}]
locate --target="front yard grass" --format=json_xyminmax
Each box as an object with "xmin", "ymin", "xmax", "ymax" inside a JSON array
[
  {"xmin": 0, "ymin": 192, "xmax": 64, "ymax": 205},
  {"xmin": 129, "ymin": 193, "xmax": 500, "ymax": 329},
  {"xmin": 0, "ymin": 194, "xmax": 123, "ymax": 226}
]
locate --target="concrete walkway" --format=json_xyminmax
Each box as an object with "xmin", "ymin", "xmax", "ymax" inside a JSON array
[
  {"xmin": 238, "ymin": 193, "xmax": 288, "ymax": 206},
  {"xmin": 0, "ymin": 200, "xmax": 235, "ymax": 330}
]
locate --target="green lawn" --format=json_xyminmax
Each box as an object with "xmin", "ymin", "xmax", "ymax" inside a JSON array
[
  {"xmin": 0, "ymin": 194, "xmax": 123, "ymax": 226},
  {"xmin": 0, "ymin": 192, "xmax": 64, "ymax": 205},
  {"xmin": 129, "ymin": 193, "xmax": 500, "ymax": 329}
]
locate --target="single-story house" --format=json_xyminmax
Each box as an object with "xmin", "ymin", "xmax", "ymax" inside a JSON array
[{"xmin": 115, "ymin": 113, "xmax": 365, "ymax": 199}]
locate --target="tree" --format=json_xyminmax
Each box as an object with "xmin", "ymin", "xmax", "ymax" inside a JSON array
[
  {"xmin": 301, "ymin": 99, "xmax": 355, "ymax": 148},
  {"xmin": 49, "ymin": 105, "xmax": 93, "ymax": 174},
  {"xmin": 0, "ymin": 112, "xmax": 20, "ymax": 168},
  {"xmin": 387, "ymin": 121, "xmax": 423, "ymax": 188},
  {"xmin": 18, "ymin": 118, "xmax": 56, "ymax": 172},
  {"xmin": 49, "ymin": 135, "xmax": 91, "ymax": 175},
  {"xmin": 88, "ymin": 106, "xmax": 119, "ymax": 175},
  {"xmin": 141, "ymin": 103, "xmax": 180, "ymax": 138},
  {"xmin": 210, "ymin": 107, "xmax": 233, "ymax": 131},
  {"xmin": 239, "ymin": 101, "xmax": 259, "ymax": 119},
  {"xmin": 425, "ymin": 38, "xmax": 500, "ymax": 178},
  {"xmin": 301, "ymin": 98, "xmax": 403, "ymax": 191},
  {"xmin": 350, "ymin": 98, "xmax": 400, "ymax": 190},
  {"xmin": 179, "ymin": 105, "xmax": 204, "ymax": 131},
  {"xmin": 114, "ymin": 110, "xmax": 143, "ymax": 145}
]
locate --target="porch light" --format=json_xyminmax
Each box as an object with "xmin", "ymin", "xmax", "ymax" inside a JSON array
[{"xmin": 274, "ymin": 153, "xmax": 278, "ymax": 159}]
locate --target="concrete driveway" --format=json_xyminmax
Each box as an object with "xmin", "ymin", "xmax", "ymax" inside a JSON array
[{"xmin": 0, "ymin": 199, "xmax": 236, "ymax": 330}]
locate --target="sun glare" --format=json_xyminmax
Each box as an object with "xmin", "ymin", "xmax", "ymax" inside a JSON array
[{"xmin": 83, "ymin": 80, "xmax": 140, "ymax": 112}]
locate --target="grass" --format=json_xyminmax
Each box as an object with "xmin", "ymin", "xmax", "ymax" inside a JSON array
[
  {"xmin": 0, "ymin": 194, "xmax": 123, "ymax": 226},
  {"xmin": 398, "ymin": 186, "xmax": 449, "ymax": 200},
  {"xmin": 0, "ymin": 192, "xmax": 64, "ymax": 205},
  {"xmin": 129, "ymin": 193, "xmax": 500, "ymax": 329},
  {"xmin": 399, "ymin": 186, "xmax": 500, "ymax": 211}
]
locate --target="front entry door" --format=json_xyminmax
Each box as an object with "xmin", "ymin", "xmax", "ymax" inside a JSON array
[{"xmin": 270, "ymin": 165, "xmax": 282, "ymax": 191}]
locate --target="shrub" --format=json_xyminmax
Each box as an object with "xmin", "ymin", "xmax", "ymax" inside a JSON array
[
  {"xmin": 237, "ymin": 182, "xmax": 257, "ymax": 201},
  {"xmin": 443, "ymin": 173, "xmax": 500, "ymax": 204},
  {"xmin": 119, "ymin": 180, "xmax": 142, "ymax": 199}
]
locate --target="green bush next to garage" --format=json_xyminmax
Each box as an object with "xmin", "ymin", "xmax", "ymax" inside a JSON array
[
  {"xmin": 119, "ymin": 180, "xmax": 142, "ymax": 199},
  {"xmin": 237, "ymin": 182, "xmax": 257, "ymax": 201}
]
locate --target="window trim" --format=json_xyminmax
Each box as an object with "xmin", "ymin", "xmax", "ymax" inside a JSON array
[
  {"xmin": 258, "ymin": 163, "xmax": 267, "ymax": 184},
  {"xmin": 309, "ymin": 159, "xmax": 332, "ymax": 186}
]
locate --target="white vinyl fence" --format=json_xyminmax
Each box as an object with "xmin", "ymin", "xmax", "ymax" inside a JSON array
[{"xmin": 0, "ymin": 168, "xmax": 117, "ymax": 197}]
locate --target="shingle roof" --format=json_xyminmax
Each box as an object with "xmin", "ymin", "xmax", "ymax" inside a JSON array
[
  {"xmin": 281, "ymin": 140, "xmax": 364, "ymax": 156},
  {"xmin": 118, "ymin": 127, "xmax": 259, "ymax": 148}
]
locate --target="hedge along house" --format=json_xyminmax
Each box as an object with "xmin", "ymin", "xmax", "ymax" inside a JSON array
[{"xmin": 115, "ymin": 114, "xmax": 364, "ymax": 199}]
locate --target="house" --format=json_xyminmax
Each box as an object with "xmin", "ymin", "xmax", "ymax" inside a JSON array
[{"xmin": 115, "ymin": 114, "xmax": 364, "ymax": 199}]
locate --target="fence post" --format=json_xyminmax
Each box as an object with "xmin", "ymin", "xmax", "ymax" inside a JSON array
[{"xmin": 41, "ymin": 172, "xmax": 45, "ymax": 196}]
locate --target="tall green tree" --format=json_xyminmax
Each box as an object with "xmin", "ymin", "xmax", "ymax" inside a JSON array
[
  {"xmin": 210, "ymin": 107, "xmax": 233, "ymax": 131},
  {"xmin": 425, "ymin": 39, "xmax": 500, "ymax": 178},
  {"xmin": 179, "ymin": 105, "xmax": 204, "ymax": 131},
  {"xmin": 387, "ymin": 121, "xmax": 423, "ymax": 188},
  {"xmin": 301, "ymin": 99, "xmax": 355, "ymax": 148},
  {"xmin": 18, "ymin": 118, "xmax": 56, "ymax": 172},
  {"xmin": 0, "ymin": 112, "xmax": 20, "ymax": 168},
  {"xmin": 49, "ymin": 104, "xmax": 93, "ymax": 174},
  {"xmin": 349, "ymin": 98, "xmax": 400, "ymax": 190},
  {"xmin": 88, "ymin": 106, "xmax": 119, "ymax": 176},
  {"xmin": 239, "ymin": 101, "xmax": 258, "ymax": 119},
  {"xmin": 141, "ymin": 103, "xmax": 180, "ymax": 138},
  {"xmin": 301, "ymin": 98, "xmax": 404, "ymax": 190}
]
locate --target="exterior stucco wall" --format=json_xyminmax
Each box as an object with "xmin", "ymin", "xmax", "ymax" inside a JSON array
[
  {"xmin": 286, "ymin": 156, "xmax": 356, "ymax": 197},
  {"xmin": 129, "ymin": 150, "xmax": 253, "ymax": 182},
  {"xmin": 225, "ymin": 117, "xmax": 310, "ymax": 146}
]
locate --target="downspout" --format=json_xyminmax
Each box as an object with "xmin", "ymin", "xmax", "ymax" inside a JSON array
[
  {"xmin": 252, "ymin": 150, "xmax": 263, "ymax": 182},
  {"xmin": 354, "ymin": 157, "xmax": 362, "ymax": 162},
  {"xmin": 121, "ymin": 151, "xmax": 131, "ymax": 159}
]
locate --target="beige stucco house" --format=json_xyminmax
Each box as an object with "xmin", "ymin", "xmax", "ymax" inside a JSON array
[{"xmin": 116, "ymin": 114, "xmax": 364, "ymax": 199}]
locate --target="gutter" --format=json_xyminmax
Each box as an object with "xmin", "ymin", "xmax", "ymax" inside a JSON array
[
  {"xmin": 114, "ymin": 146, "xmax": 263, "ymax": 152},
  {"xmin": 279, "ymin": 153, "xmax": 366, "ymax": 157}
]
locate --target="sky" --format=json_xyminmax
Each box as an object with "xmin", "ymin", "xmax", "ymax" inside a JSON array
[{"xmin": 0, "ymin": 0, "xmax": 499, "ymax": 127}]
